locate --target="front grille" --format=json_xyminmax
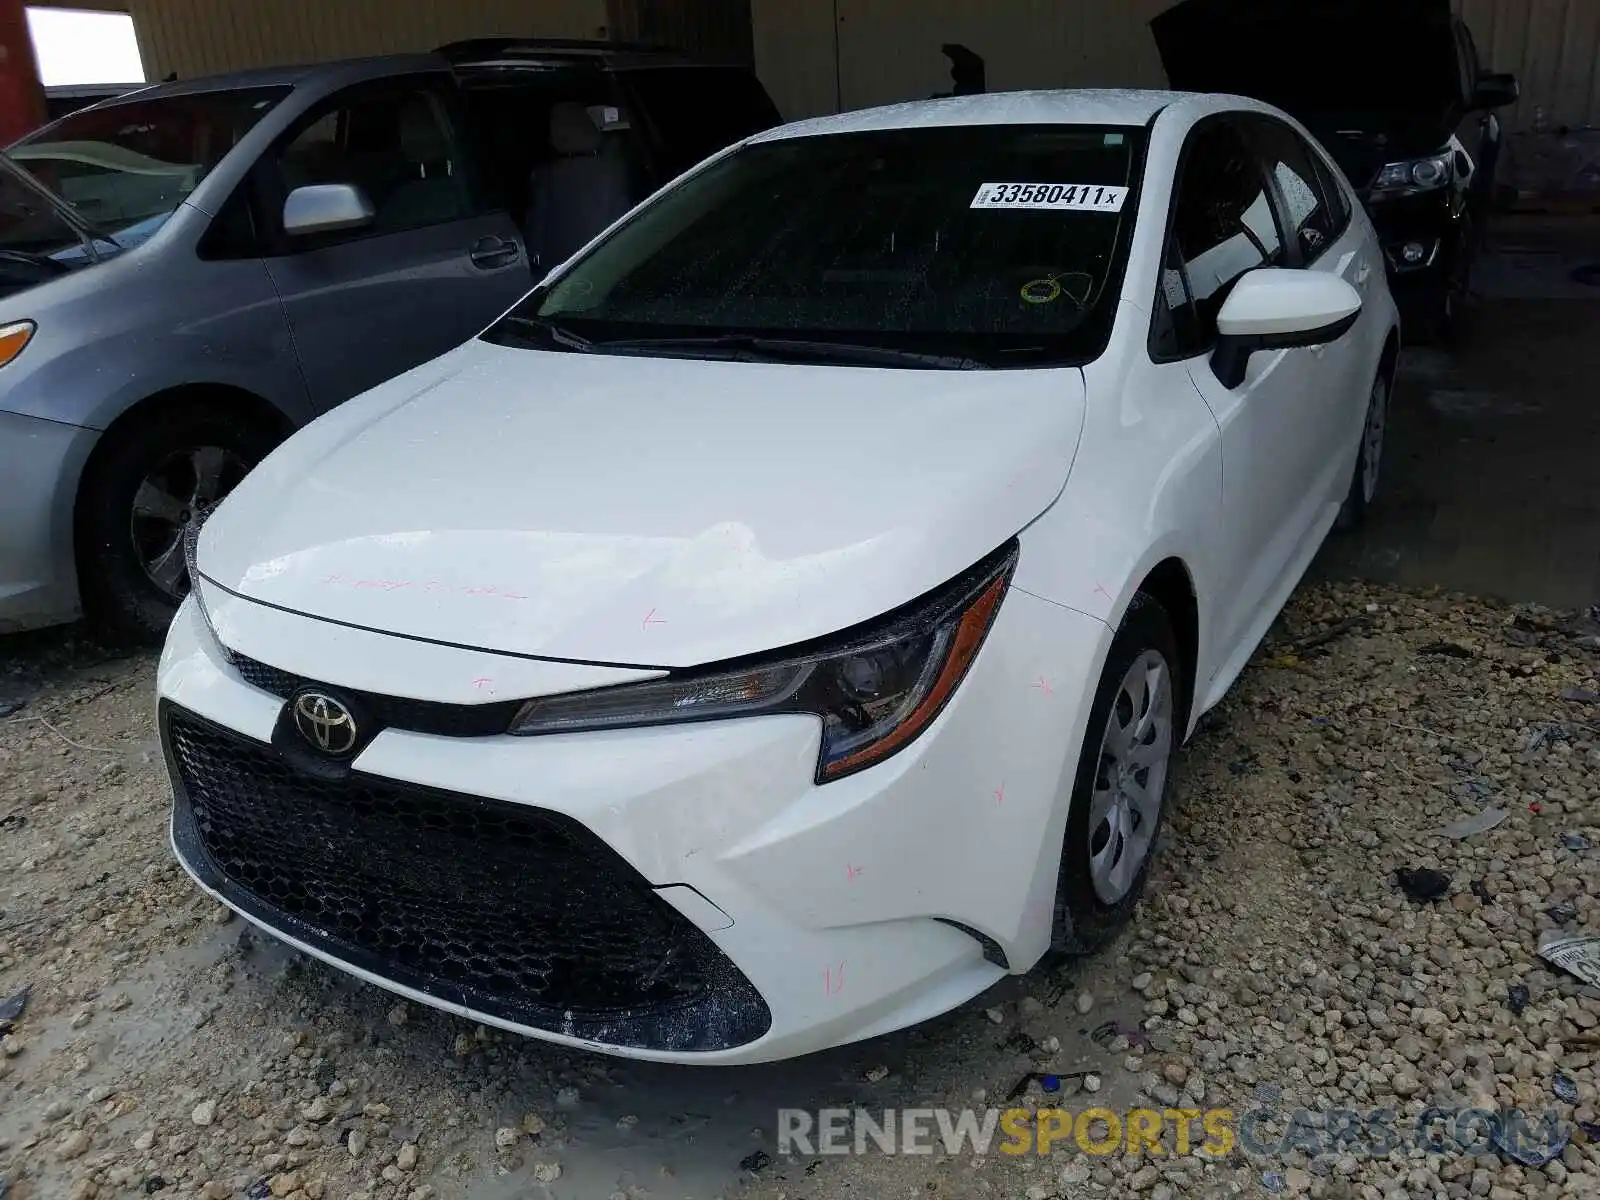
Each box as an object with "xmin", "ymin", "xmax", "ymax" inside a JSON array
[
  {"xmin": 229, "ymin": 653, "xmax": 523, "ymax": 738},
  {"xmin": 163, "ymin": 704, "xmax": 770, "ymax": 1052}
]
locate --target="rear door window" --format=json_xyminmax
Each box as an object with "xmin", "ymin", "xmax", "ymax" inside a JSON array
[{"xmin": 615, "ymin": 66, "xmax": 782, "ymax": 182}]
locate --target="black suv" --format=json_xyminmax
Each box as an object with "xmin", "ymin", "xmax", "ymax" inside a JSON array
[{"xmin": 1152, "ymin": 0, "xmax": 1518, "ymax": 341}]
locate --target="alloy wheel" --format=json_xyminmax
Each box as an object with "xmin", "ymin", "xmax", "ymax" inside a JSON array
[{"xmin": 129, "ymin": 445, "xmax": 249, "ymax": 600}]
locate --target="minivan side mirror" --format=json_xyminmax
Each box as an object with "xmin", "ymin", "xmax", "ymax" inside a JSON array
[
  {"xmin": 1210, "ymin": 268, "xmax": 1363, "ymax": 389},
  {"xmin": 1470, "ymin": 72, "xmax": 1519, "ymax": 111},
  {"xmin": 283, "ymin": 183, "xmax": 375, "ymax": 238}
]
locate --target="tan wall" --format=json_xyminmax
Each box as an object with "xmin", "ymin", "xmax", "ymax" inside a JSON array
[
  {"xmin": 128, "ymin": 0, "xmax": 609, "ymax": 80},
  {"xmin": 755, "ymin": 0, "xmax": 1600, "ymax": 132},
  {"xmin": 754, "ymin": 0, "xmax": 1167, "ymax": 122},
  {"xmin": 1458, "ymin": 0, "xmax": 1600, "ymax": 132}
]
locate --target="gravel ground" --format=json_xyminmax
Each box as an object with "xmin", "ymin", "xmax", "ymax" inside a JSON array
[{"xmin": 1, "ymin": 579, "xmax": 1598, "ymax": 1200}]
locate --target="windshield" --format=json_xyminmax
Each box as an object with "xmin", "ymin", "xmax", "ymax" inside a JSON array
[
  {"xmin": 9, "ymin": 86, "xmax": 289, "ymax": 248},
  {"xmin": 487, "ymin": 123, "xmax": 1146, "ymax": 367}
]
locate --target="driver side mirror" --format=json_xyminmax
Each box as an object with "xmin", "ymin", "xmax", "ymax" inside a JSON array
[
  {"xmin": 283, "ymin": 183, "xmax": 375, "ymax": 238},
  {"xmin": 1470, "ymin": 72, "xmax": 1519, "ymax": 111},
  {"xmin": 1210, "ymin": 268, "xmax": 1362, "ymax": 389}
]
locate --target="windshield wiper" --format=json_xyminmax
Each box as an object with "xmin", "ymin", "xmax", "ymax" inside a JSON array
[
  {"xmin": 493, "ymin": 314, "xmax": 594, "ymax": 352},
  {"xmin": 592, "ymin": 334, "xmax": 986, "ymax": 370},
  {"xmin": 0, "ymin": 247, "xmax": 71, "ymax": 275}
]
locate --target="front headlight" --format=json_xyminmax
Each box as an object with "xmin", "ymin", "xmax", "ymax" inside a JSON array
[
  {"xmin": 182, "ymin": 503, "xmax": 231, "ymax": 658},
  {"xmin": 1369, "ymin": 153, "xmax": 1453, "ymax": 198},
  {"xmin": 510, "ymin": 541, "xmax": 1018, "ymax": 782}
]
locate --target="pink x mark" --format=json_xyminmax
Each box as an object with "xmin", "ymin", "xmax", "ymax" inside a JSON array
[
  {"xmin": 846, "ymin": 864, "xmax": 864, "ymax": 883},
  {"xmin": 994, "ymin": 782, "xmax": 1006, "ymax": 805},
  {"xmin": 1033, "ymin": 676, "xmax": 1053, "ymax": 695}
]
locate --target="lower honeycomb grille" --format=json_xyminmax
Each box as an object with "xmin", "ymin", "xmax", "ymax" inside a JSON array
[{"xmin": 162, "ymin": 703, "xmax": 770, "ymax": 1051}]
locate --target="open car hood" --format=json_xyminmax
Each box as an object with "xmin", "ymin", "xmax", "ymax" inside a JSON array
[{"xmin": 1151, "ymin": 0, "xmax": 1464, "ymax": 132}]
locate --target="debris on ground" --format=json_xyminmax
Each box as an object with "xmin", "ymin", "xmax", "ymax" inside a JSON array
[
  {"xmin": 1564, "ymin": 832, "xmax": 1593, "ymax": 851},
  {"xmin": 1507, "ymin": 983, "xmax": 1531, "ymax": 1014},
  {"xmin": 1395, "ymin": 866, "xmax": 1452, "ymax": 902},
  {"xmin": 1553, "ymin": 1073, "xmax": 1580, "ymax": 1104},
  {"xmin": 1561, "ymin": 686, "xmax": 1600, "ymax": 704},
  {"xmin": 1418, "ymin": 641, "xmax": 1474, "ymax": 658},
  {"xmin": 0, "ymin": 986, "xmax": 26, "ymax": 1034},
  {"xmin": 1538, "ymin": 932, "xmax": 1600, "ymax": 988},
  {"xmin": 0, "ymin": 699, "xmax": 24, "ymax": 718},
  {"xmin": 1432, "ymin": 806, "xmax": 1508, "ymax": 838}
]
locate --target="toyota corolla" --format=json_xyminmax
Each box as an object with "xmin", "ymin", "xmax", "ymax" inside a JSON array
[{"xmin": 158, "ymin": 89, "xmax": 1399, "ymax": 1063}]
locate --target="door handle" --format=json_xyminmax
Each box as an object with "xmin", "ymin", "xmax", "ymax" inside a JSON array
[
  {"xmin": 469, "ymin": 236, "xmax": 520, "ymax": 270},
  {"xmin": 1354, "ymin": 260, "xmax": 1372, "ymax": 286}
]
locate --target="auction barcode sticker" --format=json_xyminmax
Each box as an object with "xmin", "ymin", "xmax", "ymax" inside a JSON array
[{"xmin": 971, "ymin": 182, "xmax": 1128, "ymax": 212}]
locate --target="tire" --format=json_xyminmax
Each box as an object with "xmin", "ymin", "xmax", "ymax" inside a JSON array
[
  {"xmin": 76, "ymin": 402, "xmax": 280, "ymax": 644},
  {"xmin": 1423, "ymin": 219, "xmax": 1474, "ymax": 346},
  {"xmin": 1051, "ymin": 593, "xmax": 1183, "ymax": 955},
  {"xmin": 1335, "ymin": 371, "xmax": 1389, "ymax": 533}
]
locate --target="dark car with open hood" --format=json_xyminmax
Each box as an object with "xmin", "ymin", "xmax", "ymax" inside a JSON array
[{"xmin": 1152, "ymin": 0, "xmax": 1517, "ymax": 341}]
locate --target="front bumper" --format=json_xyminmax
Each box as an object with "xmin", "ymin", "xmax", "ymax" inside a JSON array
[
  {"xmin": 157, "ymin": 583, "xmax": 1109, "ymax": 1063},
  {"xmin": 0, "ymin": 409, "xmax": 97, "ymax": 634},
  {"xmin": 1366, "ymin": 190, "xmax": 1468, "ymax": 328}
]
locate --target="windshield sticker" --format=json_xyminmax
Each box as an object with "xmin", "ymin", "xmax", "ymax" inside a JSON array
[
  {"xmin": 1019, "ymin": 271, "xmax": 1093, "ymax": 307},
  {"xmin": 971, "ymin": 183, "xmax": 1127, "ymax": 212}
]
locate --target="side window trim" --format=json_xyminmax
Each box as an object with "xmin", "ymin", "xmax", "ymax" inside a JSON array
[{"xmin": 1147, "ymin": 113, "xmax": 1269, "ymax": 364}]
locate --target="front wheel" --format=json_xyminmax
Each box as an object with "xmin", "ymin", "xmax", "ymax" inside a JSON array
[
  {"xmin": 76, "ymin": 403, "xmax": 279, "ymax": 643},
  {"xmin": 1335, "ymin": 372, "xmax": 1389, "ymax": 532},
  {"xmin": 1051, "ymin": 594, "xmax": 1183, "ymax": 954}
]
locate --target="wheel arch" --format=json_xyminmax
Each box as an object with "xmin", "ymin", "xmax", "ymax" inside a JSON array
[
  {"xmin": 70, "ymin": 383, "xmax": 294, "ymax": 604},
  {"xmin": 1129, "ymin": 556, "xmax": 1200, "ymax": 737},
  {"xmin": 1379, "ymin": 326, "xmax": 1400, "ymax": 389}
]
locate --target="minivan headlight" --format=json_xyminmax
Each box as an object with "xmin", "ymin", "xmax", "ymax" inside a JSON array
[
  {"xmin": 1370, "ymin": 153, "xmax": 1453, "ymax": 198},
  {"xmin": 509, "ymin": 542, "xmax": 1018, "ymax": 782},
  {"xmin": 0, "ymin": 320, "xmax": 35, "ymax": 368}
]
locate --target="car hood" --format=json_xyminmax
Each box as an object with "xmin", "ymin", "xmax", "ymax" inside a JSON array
[
  {"xmin": 1151, "ymin": 0, "xmax": 1462, "ymax": 133},
  {"xmin": 198, "ymin": 339, "xmax": 1085, "ymax": 668}
]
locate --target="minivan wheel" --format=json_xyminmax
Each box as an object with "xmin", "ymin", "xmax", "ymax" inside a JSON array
[
  {"xmin": 77, "ymin": 403, "xmax": 279, "ymax": 643},
  {"xmin": 1051, "ymin": 593, "xmax": 1182, "ymax": 955}
]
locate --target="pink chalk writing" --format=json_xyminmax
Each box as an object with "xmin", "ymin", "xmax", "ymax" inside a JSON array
[
  {"xmin": 846, "ymin": 864, "xmax": 864, "ymax": 883},
  {"xmin": 642, "ymin": 607, "xmax": 666, "ymax": 629},
  {"xmin": 1032, "ymin": 676, "xmax": 1053, "ymax": 696},
  {"xmin": 1093, "ymin": 582, "xmax": 1113, "ymax": 602},
  {"xmin": 471, "ymin": 677, "xmax": 492, "ymax": 691},
  {"xmin": 825, "ymin": 963, "xmax": 845, "ymax": 996},
  {"xmin": 994, "ymin": 782, "xmax": 1006, "ymax": 805}
]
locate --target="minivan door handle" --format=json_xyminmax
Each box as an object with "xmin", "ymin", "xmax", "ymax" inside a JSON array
[{"xmin": 469, "ymin": 236, "xmax": 520, "ymax": 270}]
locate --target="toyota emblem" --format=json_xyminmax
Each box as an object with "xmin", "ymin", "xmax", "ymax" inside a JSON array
[{"xmin": 291, "ymin": 690, "xmax": 358, "ymax": 756}]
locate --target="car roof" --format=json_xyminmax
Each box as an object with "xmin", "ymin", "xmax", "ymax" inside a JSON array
[
  {"xmin": 436, "ymin": 37, "xmax": 697, "ymax": 67},
  {"xmin": 753, "ymin": 89, "xmax": 1188, "ymax": 143},
  {"xmin": 87, "ymin": 54, "xmax": 449, "ymax": 101}
]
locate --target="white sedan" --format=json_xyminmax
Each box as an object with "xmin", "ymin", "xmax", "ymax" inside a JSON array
[{"xmin": 158, "ymin": 88, "xmax": 1398, "ymax": 1064}]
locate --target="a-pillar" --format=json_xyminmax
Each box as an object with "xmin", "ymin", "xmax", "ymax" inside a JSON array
[{"xmin": 0, "ymin": 0, "xmax": 44, "ymax": 145}]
